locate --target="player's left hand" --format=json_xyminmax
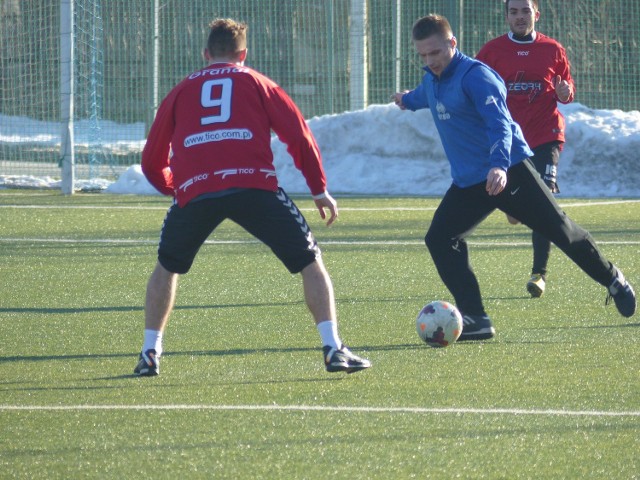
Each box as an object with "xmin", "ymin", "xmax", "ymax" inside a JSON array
[
  {"xmin": 486, "ymin": 167, "xmax": 507, "ymax": 196},
  {"xmin": 314, "ymin": 192, "xmax": 338, "ymax": 226},
  {"xmin": 553, "ymin": 75, "xmax": 572, "ymax": 102}
]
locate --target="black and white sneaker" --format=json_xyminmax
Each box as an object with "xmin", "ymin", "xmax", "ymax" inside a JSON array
[
  {"xmin": 458, "ymin": 314, "xmax": 496, "ymax": 341},
  {"xmin": 323, "ymin": 345, "xmax": 371, "ymax": 374},
  {"xmin": 133, "ymin": 349, "xmax": 160, "ymax": 376},
  {"xmin": 606, "ymin": 268, "xmax": 636, "ymax": 318}
]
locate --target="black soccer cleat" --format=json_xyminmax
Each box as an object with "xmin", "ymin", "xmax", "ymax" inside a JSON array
[
  {"xmin": 323, "ymin": 345, "xmax": 371, "ymax": 374},
  {"xmin": 133, "ymin": 349, "xmax": 160, "ymax": 376},
  {"xmin": 458, "ymin": 313, "xmax": 496, "ymax": 341},
  {"xmin": 606, "ymin": 267, "xmax": 636, "ymax": 318}
]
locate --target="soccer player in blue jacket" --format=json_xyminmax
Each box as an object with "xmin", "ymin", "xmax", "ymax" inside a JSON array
[{"xmin": 392, "ymin": 14, "xmax": 636, "ymax": 340}]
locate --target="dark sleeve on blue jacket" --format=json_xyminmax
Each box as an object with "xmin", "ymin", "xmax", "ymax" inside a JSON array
[{"xmin": 462, "ymin": 65, "xmax": 513, "ymax": 171}]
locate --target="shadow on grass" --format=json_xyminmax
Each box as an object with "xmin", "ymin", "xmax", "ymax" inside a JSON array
[
  {"xmin": 1, "ymin": 375, "xmax": 347, "ymax": 389},
  {"xmin": 0, "ymin": 293, "xmax": 432, "ymax": 316},
  {"xmin": 0, "ymin": 343, "xmax": 418, "ymax": 365},
  {"xmin": 0, "ymin": 303, "xmax": 293, "ymax": 315},
  {"xmin": 0, "ymin": 295, "xmax": 420, "ymax": 315},
  {"xmin": 520, "ymin": 322, "xmax": 640, "ymax": 331}
]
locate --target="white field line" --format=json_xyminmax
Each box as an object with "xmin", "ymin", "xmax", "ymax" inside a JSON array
[
  {"xmin": 0, "ymin": 404, "xmax": 638, "ymax": 417},
  {"xmin": 1, "ymin": 237, "xmax": 639, "ymax": 247},
  {"xmin": 1, "ymin": 237, "xmax": 640, "ymax": 247},
  {"xmin": 1, "ymin": 198, "xmax": 639, "ymax": 212},
  {"xmin": 1, "ymin": 198, "xmax": 638, "ymax": 246}
]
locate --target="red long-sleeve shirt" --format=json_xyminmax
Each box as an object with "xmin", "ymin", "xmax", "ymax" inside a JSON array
[
  {"xmin": 476, "ymin": 32, "xmax": 575, "ymax": 150},
  {"xmin": 142, "ymin": 63, "xmax": 326, "ymax": 206}
]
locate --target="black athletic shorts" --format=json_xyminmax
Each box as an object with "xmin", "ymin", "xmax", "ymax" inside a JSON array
[
  {"xmin": 529, "ymin": 140, "xmax": 562, "ymax": 193},
  {"xmin": 157, "ymin": 188, "xmax": 321, "ymax": 274}
]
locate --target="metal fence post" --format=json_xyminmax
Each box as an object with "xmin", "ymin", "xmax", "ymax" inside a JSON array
[
  {"xmin": 349, "ymin": 0, "xmax": 368, "ymax": 110},
  {"xmin": 60, "ymin": 0, "xmax": 74, "ymax": 195}
]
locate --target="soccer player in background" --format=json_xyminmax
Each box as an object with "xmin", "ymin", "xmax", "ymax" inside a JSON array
[
  {"xmin": 391, "ymin": 14, "xmax": 636, "ymax": 340},
  {"xmin": 134, "ymin": 18, "xmax": 371, "ymax": 376},
  {"xmin": 476, "ymin": 0, "xmax": 575, "ymax": 298}
]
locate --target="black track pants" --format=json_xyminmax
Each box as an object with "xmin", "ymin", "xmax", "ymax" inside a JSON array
[{"xmin": 424, "ymin": 160, "xmax": 614, "ymax": 315}]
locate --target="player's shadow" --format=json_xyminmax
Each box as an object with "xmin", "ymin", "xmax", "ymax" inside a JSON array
[
  {"xmin": 0, "ymin": 292, "xmax": 430, "ymax": 316},
  {"xmin": 0, "ymin": 343, "xmax": 418, "ymax": 366},
  {"xmin": 0, "ymin": 294, "xmax": 419, "ymax": 316},
  {"xmin": 0, "ymin": 303, "xmax": 295, "ymax": 315},
  {"xmin": 521, "ymin": 321, "xmax": 640, "ymax": 331}
]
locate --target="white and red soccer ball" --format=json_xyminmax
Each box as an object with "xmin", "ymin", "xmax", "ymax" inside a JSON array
[{"xmin": 416, "ymin": 301, "xmax": 463, "ymax": 348}]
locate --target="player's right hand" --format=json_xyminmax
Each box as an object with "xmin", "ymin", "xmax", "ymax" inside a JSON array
[
  {"xmin": 314, "ymin": 193, "xmax": 338, "ymax": 226},
  {"xmin": 486, "ymin": 167, "xmax": 507, "ymax": 196},
  {"xmin": 390, "ymin": 92, "xmax": 408, "ymax": 110}
]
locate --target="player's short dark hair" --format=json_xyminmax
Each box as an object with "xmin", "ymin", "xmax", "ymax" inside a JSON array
[
  {"xmin": 411, "ymin": 14, "xmax": 453, "ymax": 41},
  {"xmin": 206, "ymin": 18, "xmax": 247, "ymax": 58},
  {"xmin": 504, "ymin": 0, "xmax": 539, "ymax": 13}
]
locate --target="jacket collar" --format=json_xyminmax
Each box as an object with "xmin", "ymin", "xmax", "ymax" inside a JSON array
[{"xmin": 423, "ymin": 49, "xmax": 463, "ymax": 81}]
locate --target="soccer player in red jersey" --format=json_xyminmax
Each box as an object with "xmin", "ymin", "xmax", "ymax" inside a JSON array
[
  {"xmin": 134, "ymin": 18, "xmax": 370, "ymax": 376},
  {"xmin": 476, "ymin": 0, "xmax": 575, "ymax": 298}
]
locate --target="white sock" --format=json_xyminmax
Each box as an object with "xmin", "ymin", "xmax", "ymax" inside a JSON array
[
  {"xmin": 317, "ymin": 320, "xmax": 341, "ymax": 349},
  {"xmin": 143, "ymin": 329, "xmax": 163, "ymax": 356}
]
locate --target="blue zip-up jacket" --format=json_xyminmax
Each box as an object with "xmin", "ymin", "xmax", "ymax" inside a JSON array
[{"xmin": 402, "ymin": 49, "xmax": 533, "ymax": 188}]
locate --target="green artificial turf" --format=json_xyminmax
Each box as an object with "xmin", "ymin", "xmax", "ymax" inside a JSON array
[{"xmin": 0, "ymin": 191, "xmax": 638, "ymax": 479}]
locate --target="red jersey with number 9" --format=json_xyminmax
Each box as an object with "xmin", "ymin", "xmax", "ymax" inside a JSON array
[{"xmin": 142, "ymin": 62, "xmax": 327, "ymax": 207}]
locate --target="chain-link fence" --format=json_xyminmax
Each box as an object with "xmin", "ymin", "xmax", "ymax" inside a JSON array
[{"xmin": 1, "ymin": 0, "xmax": 639, "ymax": 184}]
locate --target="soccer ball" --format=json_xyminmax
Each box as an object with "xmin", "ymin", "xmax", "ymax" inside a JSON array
[{"xmin": 416, "ymin": 301, "xmax": 463, "ymax": 348}]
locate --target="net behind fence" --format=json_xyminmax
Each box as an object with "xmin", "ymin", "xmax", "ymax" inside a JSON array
[{"xmin": 1, "ymin": 0, "xmax": 639, "ymax": 186}]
